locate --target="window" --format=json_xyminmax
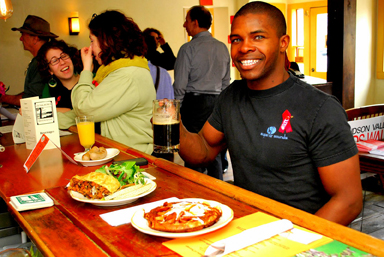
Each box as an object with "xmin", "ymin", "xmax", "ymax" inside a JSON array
[
  {"xmin": 377, "ymin": 0, "xmax": 384, "ymax": 79},
  {"xmin": 291, "ymin": 8, "xmax": 305, "ymax": 66}
]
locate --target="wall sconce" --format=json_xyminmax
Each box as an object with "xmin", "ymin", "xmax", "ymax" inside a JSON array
[
  {"xmin": 68, "ymin": 12, "xmax": 80, "ymax": 35},
  {"xmin": 0, "ymin": 0, "xmax": 13, "ymax": 21}
]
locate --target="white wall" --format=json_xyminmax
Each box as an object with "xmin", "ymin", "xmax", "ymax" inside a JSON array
[
  {"xmin": 0, "ymin": 0, "xmax": 236, "ymax": 95},
  {"xmin": 2, "ymin": 0, "xmax": 381, "ymax": 106},
  {"xmin": 355, "ymin": 0, "xmax": 376, "ymax": 106}
]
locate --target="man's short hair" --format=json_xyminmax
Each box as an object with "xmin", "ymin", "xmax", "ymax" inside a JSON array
[
  {"xmin": 235, "ymin": 1, "xmax": 286, "ymax": 37},
  {"xmin": 189, "ymin": 6, "xmax": 212, "ymax": 30}
]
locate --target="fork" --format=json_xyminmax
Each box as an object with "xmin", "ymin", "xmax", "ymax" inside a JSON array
[{"xmin": 201, "ymin": 244, "xmax": 225, "ymax": 257}]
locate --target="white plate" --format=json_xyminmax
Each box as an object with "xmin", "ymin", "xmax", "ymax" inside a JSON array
[
  {"xmin": 74, "ymin": 148, "xmax": 120, "ymax": 167},
  {"xmin": 69, "ymin": 179, "xmax": 157, "ymax": 207},
  {"xmin": 131, "ymin": 198, "xmax": 234, "ymax": 238}
]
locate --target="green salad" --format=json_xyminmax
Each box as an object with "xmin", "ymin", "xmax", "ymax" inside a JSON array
[{"xmin": 95, "ymin": 161, "xmax": 145, "ymax": 186}]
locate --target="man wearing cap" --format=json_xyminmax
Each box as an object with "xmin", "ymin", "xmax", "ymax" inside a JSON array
[{"xmin": 0, "ymin": 15, "xmax": 58, "ymax": 106}]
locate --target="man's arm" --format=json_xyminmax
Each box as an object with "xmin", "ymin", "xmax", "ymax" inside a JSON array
[
  {"xmin": 315, "ymin": 154, "xmax": 363, "ymax": 225},
  {"xmin": 221, "ymin": 45, "xmax": 231, "ymax": 91},
  {"xmin": 173, "ymin": 46, "xmax": 190, "ymax": 102},
  {"xmin": 1, "ymin": 93, "xmax": 23, "ymax": 106},
  {"xmin": 179, "ymin": 120, "xmax": 226, "ymax": 166}
]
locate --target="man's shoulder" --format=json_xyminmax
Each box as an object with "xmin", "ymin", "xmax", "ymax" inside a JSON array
[
  {"xmin": 290, "ymin": 75, "xmax": 332, "ymax": 99},
  {"xmin": 178, "ymin": 41, "xmax": 193, "ymax": 53},
  {"xmin": 219, "ymin": 80, "xmax": 245, "ymax": 97}
]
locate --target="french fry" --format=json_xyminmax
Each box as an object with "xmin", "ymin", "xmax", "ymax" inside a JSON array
[{"xmin": 105, "ymin": 183, "xmax": 153, "ymax": 200}]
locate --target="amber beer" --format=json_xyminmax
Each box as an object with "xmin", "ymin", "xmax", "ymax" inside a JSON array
[{"xmin": 153, "ymin": 99, "xmax": 180, "ymax": 153}]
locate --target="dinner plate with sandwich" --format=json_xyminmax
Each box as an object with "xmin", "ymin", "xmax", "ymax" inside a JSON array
[{"xmin": 67, "ymin": 161, "xmax": 156, "ymax": 206}]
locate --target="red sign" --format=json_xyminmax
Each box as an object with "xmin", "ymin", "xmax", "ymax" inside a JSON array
[
  {"xmin": 24, "ymin": 134, "xmax": 49, "ymax": 173},
  {"xmin": 200, "ymin": 0, "xmax": 213, "ymax": 5}
]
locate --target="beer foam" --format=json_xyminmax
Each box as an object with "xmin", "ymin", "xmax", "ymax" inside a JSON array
[{"xmin": 153, "ymin": 120, "xmax": 180, "ymax": 125}]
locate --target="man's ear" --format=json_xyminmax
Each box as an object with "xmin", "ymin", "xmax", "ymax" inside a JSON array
[
  {"xmin": 32, "ymin": 35, "xmax": 40, "ymax": 45},
  {"xmin": 193, "ymin": 19, "xmax": 199, "ymax": 29},
  {"xmin": 280, "ymin": 34, "xmax": 290, "ymax": 53}
]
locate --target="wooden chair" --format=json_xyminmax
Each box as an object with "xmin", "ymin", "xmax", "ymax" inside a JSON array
[
  {"xmin": 345, "ymin": 104, "xmax": 384, "ymax": 230},
  {"xmin": 346, "ymin": 104, "xmax": 384, "ymax": 185},
  {"xmin": 346, "ymin": 103, "xmax": 384, "ymax": 185},
  {"xmin": 346, "ymin": 104, "xmax": 384, "ymax": 121}
]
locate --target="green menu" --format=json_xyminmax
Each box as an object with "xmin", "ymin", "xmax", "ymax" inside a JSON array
[{"xmin": 294, "ymin": 240, "xmax": 375, "ymax": 257}]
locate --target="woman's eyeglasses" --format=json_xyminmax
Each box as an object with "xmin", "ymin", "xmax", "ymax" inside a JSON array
[{"xmin": 48, "ymin": 53, "xmax": 70, "ymax": 66}]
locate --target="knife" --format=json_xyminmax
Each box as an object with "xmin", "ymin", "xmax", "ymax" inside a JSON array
[{"xmin": 204, "ymin": 219, "xmax": 294, "ymax": 257}]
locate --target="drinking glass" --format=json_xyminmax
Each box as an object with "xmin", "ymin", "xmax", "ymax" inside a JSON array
[
  {"xmin": 75, "ymin": 115, "xmax": 95, "ymax": 152},
  {"xmin": 153, "ymin": 99, "xmax": 180, "ymax": 153}
]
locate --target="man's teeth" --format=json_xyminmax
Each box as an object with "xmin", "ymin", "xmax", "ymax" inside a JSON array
[
  {"xmin": 241, "ymin": 60, "xmax": 259, "ymax": 66},
  {"xmin": 61, "ymin": 67, "xmax": 69, "ymax": 72}
]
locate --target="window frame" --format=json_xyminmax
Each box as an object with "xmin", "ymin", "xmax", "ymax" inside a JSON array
[{"xmin": 377, "ymin": 0, "xmax": 384, "ymax": 79}]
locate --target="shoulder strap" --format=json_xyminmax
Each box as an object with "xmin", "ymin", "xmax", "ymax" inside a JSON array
[{"xmin": 154, "ymin": 65, "xmax": 160, "ymax": 91}]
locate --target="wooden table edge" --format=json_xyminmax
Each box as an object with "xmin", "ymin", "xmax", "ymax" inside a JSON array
[{"xmin": 154, "ymin": 158, "xmax": 384, "ymax": 256}]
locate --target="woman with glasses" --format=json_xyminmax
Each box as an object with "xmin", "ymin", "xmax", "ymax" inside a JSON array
[
  {"xmin": 37, "ymin": 39, "xmax": 82, "ymax": 113},
  {"xmin": 69, "ymin": 10, "xmax": 156, "ymax": 154}
]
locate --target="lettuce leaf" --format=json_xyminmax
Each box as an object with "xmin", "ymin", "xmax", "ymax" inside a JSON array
[{"xmin": 95, "ymin": 161, "xmax": 145, "ymax": 186}]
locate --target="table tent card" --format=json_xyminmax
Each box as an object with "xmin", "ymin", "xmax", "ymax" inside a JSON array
[
  {"xmin": 12, "ymin": 113, "xmax": 25, "ymax": 144},
  {"xmin": 20, "ymin": 97, "xmax": 60, "ymax": 149}
]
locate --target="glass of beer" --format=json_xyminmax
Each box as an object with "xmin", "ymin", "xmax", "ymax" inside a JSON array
[
  {"xmin": 75, "ymin": 115, "xmax": 95, "ymax": 152},
  {"xmin": 153, "ymin": 99, "xmax": 180, "ymax": 153}
]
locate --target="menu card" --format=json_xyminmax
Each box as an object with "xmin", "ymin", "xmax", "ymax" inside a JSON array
[
  {"xmin": 294, "ymin": 240, "xmax": 373, "ymax": 256},
  {"xmin": 20, "ymin": 97, "xmax": 60, "ymax": 149},
  {"xmin": 356, "ymin": 140, "xmax": 384, "ymax": 152},
  {"xmin": 163, "ymin": 212, "xmax": 333, "ymax": 257}
]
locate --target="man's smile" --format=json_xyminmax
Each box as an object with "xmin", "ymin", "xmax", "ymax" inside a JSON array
[{"xmin": 240, "ymin": 59, "xmax": 260, "ymax": 66}]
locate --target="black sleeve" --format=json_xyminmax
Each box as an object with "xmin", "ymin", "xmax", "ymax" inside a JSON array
[{"xmin": 150, "ymin": 43, "xmax": 176, "ymax": 70}]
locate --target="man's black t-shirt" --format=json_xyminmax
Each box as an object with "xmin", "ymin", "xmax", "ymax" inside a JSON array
[{"xmin": 208, "ymin": 75, "xmax": 357, "ymax": 214}]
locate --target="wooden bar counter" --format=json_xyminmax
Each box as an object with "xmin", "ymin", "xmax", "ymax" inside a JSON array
[{"xmin": 0, "ymin": 131, "xmax": 383, "ymax": 256}]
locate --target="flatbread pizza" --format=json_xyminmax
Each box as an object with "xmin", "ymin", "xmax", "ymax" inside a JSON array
[{"xmin": 144, "ymin": 201, "xmax": 222, "ymax": 232}]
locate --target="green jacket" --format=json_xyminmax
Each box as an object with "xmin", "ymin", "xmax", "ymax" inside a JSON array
[{"xmin": 60, "ymin": 67, "xmax": 156, "ymax": 155}]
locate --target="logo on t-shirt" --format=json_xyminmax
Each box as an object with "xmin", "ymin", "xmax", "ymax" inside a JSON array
[
  {"xmin": 279, "ymin": 110, "xmax": 293, "ymax": 134},
  {"xmin": 260, "ymin": 110, "xmax": 293, "ymax": 140},
  {"xmin": 267, "ymin": 126, "xmax": 276, "ymax": 134}
]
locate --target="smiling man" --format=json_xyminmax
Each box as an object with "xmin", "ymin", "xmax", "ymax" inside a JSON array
[
  {"xmin": 179, "ymin": 1, "xmax": 363, "ymax": 226},
  {"xmin": 0, "ymin": 15, "xmax": 58, "ymax": 106}
]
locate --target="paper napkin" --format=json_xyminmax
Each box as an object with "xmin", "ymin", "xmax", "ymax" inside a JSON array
[
  {"xmin": 100, "ymin": 197, "xmax": 179, "ymax": 226},
  {"xmin": 204, "ymin": 219, "xmax": 294, "ymax": 256}
]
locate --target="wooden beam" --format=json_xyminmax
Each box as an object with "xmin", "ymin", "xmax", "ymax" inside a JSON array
[{"xmin": 327, "ymin": 0, "xmax": 356, "ymax": 109}]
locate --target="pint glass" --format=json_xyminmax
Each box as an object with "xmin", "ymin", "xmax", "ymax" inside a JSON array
[{"xmin": 153, "ymin": 99, "xmax": 180, "ymax": 153}]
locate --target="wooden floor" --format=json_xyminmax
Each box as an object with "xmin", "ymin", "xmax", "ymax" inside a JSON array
[{"xmin": 175, "ymin": 152, "xmax": 384, "ymax": 240}]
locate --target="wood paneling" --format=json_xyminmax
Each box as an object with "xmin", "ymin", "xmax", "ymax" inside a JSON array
[{"xmin": 327, "ymin": 0, "xmax": 356, "ymax": 109}]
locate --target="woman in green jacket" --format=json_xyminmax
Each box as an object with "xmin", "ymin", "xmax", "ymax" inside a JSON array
[{"xmin": 71, "ymin": 10, "xmax": 156, "ymax": 155}]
